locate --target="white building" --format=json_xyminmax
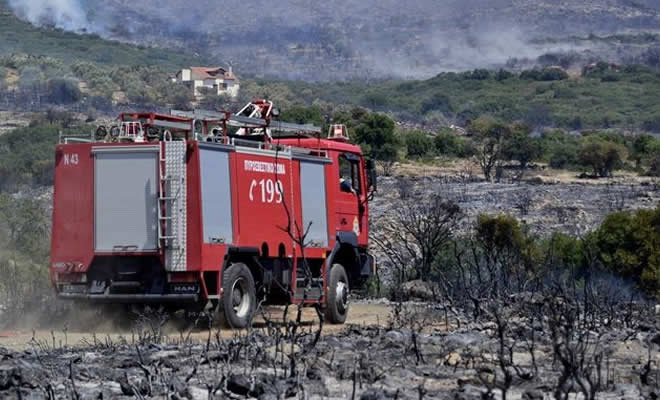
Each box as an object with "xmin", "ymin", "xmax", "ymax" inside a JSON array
[{"xmin": 172, "ymin": 66, "xmax": 240, "ymax": 98}]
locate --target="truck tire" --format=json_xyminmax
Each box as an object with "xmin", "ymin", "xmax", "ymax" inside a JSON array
[
  {"xmin": 218, "ymin": 263, "xmax": 256, "ymax": 329},
  {"xmin": 325, "ymin": 263, "xmax": 349, "ymax": 324}
]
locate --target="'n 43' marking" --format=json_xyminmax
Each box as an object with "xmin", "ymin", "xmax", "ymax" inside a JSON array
[{"xmin": 63, "ymin": 153, "xmax": 79, "ymax": 166}]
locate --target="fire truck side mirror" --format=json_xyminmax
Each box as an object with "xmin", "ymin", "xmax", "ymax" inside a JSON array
[{"xmin": 366, "ymin": 159, "xmax": 377, "ymax": 192}]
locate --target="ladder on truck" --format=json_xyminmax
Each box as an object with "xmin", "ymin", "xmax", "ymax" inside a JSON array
[
  {"xmin": 170, "ymin": 108, "xmax": 323, "ymax": 138},
  {"xmin": 157, "ymin": 138, "xmax": 187, "ymax": 272}
]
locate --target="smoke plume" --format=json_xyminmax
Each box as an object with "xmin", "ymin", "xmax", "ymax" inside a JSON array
[
  {"xmin": 5, "ymin": 0, "xmax": 660, "ymax": 80},
  {"xmin": 8, "ymin": 0, "xmax": 91, "ymax": 31}
]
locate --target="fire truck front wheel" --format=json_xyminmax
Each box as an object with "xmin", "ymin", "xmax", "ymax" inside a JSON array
[
  {"xmin": 325, "ymin": 264, "xmax": 349, "ymax": 324},
  {"xmin": 218, "ymin": 263, "xmax": 256, "ymax": 329}
]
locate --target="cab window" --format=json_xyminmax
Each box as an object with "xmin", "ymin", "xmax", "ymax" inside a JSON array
[{"xmin": 339, "ymin": 153, "xmax": 361, "ymax": 195}]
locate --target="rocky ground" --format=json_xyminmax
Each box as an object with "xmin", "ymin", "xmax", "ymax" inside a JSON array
[
  {"xmin": 1, "ymin": 301, "xmax": 659, "ymax": 399},
  {"xmin": 371, "ymin": 171, "xmax": 659, "ymax": 237}
]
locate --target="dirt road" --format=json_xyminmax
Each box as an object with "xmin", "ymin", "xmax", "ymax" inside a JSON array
[{"xmin": 0, "ymin": 303, "xmax": 392, "ymax": 351}]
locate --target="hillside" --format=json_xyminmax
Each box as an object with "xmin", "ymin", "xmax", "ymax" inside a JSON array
[
  {"xmin": 6, "ymin": 0, "xmax": 660, "ymax": 80},
  {"xmin": 0, "ymin": 0, "xmax": 206, "ymax": 69},
  {"xmin": 0, "ymin": 0, "xmax": 659, "ymax": 134},
  {"xmin": 244, "ymin": 64, "xmax": 660, "ymax": 133}
]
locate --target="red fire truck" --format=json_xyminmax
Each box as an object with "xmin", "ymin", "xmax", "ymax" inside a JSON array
[{"xmin": 50, "ymin": 100, "xmax": 376, "ymax": 328}]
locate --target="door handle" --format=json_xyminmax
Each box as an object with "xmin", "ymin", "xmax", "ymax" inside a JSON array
[{"xmin": 341, "ymin": 218, "xmax": 347, "ymax": 225}]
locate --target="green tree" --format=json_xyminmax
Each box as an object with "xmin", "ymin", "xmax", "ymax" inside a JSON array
[
  {"xmin": 331, "ymin": 107, "xmax": 369, "ymax": 133},
  {"xmin": 549, "ymin": 144, "xmax": 579, "ymax": 169},
  {"xmin": 468, "ymin": 117, "xmax": 510, "ymax": 181},
  {"xmin": 577, "ymin": 138, "xmax": 627, "ymax": 177},
  {"xmin": 542, "ymin": 233, "xmax": 585, "ymax": 270},
  {"xmin": 405, "ymin": 130, "xmax": 433, "ymax": 158},
  {"xmin": 353, "ymin": 113, "xmax": 401, "ymax": 174},
  {"xmin": 540, "ymin": 130, "xmax": 581, "ymax": 169},
  {"xmin": 631, "ymin": 134, "xmax": 657, "ymax": 168},
  {"xmin": 646, "ymin": 140, "xmax": 660, "ymax": 176},
  {"xmin": 433, "ymin": 130, "xmax": 473, "ymax": 157},
  {"xmin": 473, "ymin": 214, "xmax": 541, "ymax": 286},
  {"xmin": 589, "ymin": 206, "xmax": 660, "ymax": 294},
  {"xmin": 157, "ymin": 81, "xmax": 194, "ymax": 109},
  {"xmin": 125, "ymin": 81, "xmax": 156, "ymax": 105},
  {"xmin": 501, "ymin": 124, "xmax": 542, "ymax": 169},
  {"xmin": 280, "ymin": 104, "xmax": 325, "ymax": 128}
]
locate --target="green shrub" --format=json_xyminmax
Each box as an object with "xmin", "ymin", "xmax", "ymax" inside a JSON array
[
  {"xmin": 589, "ymin": 206, "xmax": 660, "ymax": 294},
  {"xmin": 501, "ymin": 124, "xmax": 542, "ymax": 168},
  {"xmin": 601, "ymin": 73, "xmax": 620, "ymax": 82},
  {"xmin": 577, "ymin": 137, "xmax": 628, "ymax": 177},
  {"xmin": 553, "ymin": 86, "xmax": 577, "ymax": 99},
  {"xmin": 420, "ymin": 93, "xmax": 453, "ymax": 114},
  {"xmin": 521, "ymin": 67, "xmax": 569, "ymax": 81},
  {"xmin": 468, "ymin": 117, "xmax": 511, "ymax": 181},
  {"xmin": 465, "ymin": 69, "xmax": 491, "ymax": 80},
  {"xmin": 0, "ymin": 123, "xmax": 74, "ymax": 191},
  {"xmin": 549, "ymin": 143, "xmax": 579, "ymax": 169},
  {"xmin": 631, "ymin": 134, "xmax": 657, "ymax": 167},
  {"xmin": 125, "ymin": 82, "xmax": 156, "ymax": 105},
  {"xmin": 280, "ymin": 104, "xmax": 325, "ymax": 128},
  {"xmin": 0, "ymin": 193, "xmax": 49, "ymax": 258},
  {"xmin": 494, "ymin": 69, "xmax": 514, "ymax": 81},
  {"xmin": 352, "ymin": 113, "xmax": 401, "ymax": 164},
  {"xmin": 404, "ymin": 130, "xmax": 434, "ymax": 158},
  {"xmin": 542, "ymin": 233, "xmax": 585, "ymax": 270},
  {"xmin": 434, "ymin": 130, "xmax": 460, "ymax": 156},
  {"xmin": 474, "ymin": 214, "xmax": 541, "ymax": 273},
  {"xmin": 646, "ymin": 140, "xmax": 660, "ymax": 176},
  {"xmin": 361, "ymin": 91, "xmax": 389, "ymax": 108}
]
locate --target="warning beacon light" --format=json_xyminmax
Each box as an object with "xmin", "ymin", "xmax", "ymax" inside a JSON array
[{"xmin": 328, "ymin": 124, "xmax": 349, "ymax": 142}]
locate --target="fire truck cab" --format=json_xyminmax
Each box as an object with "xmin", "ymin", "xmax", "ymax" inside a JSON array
[{"xmin": 50, "ymin": 101, "xmax": 376, "ymax": 327}]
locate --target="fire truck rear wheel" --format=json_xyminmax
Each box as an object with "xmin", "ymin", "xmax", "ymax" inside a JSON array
[
  {"xmin": 325, "ymin": 263, "xmax": 349, "ymax": 324},
  {"xmin": 218, "ymin": 263, "xmax": 256, "ymax": 329}
]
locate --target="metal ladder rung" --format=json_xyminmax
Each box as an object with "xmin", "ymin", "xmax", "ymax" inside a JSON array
[
  {"xmin": 159, "ymin": 216, "xmax": 174, "ymax": 220},
  {"xmin": 160, "ymin": 196, "xmax": 178, "ymax": 201}
]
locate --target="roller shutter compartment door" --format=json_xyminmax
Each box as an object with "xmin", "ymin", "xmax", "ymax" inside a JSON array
[
  {"xmin": 300, "ymin": 161, "xmax": 329, "ymax": 248},
  {"xmin": 94, "ymin": 147, "xmax": 159, "ymax": 252},
  {"xmin": 199, "ymin": 146, "xmax": 233, "ymax": 244}
]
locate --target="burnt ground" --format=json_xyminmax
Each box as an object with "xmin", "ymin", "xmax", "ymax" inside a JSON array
[
  {"xmin": 371, "ymin": 174, "xmax": 660, "ymax": 237},
  {"xmin": 1, "ymin": 301, "xmax": 660, "ymax": 399},
  {"xmin": 369, "ymin": 173, "xmax": 660, "ymax": 287},
  {"xmin": 1, "ymin": 172, "xmax": 659, "ymax": 399}
]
